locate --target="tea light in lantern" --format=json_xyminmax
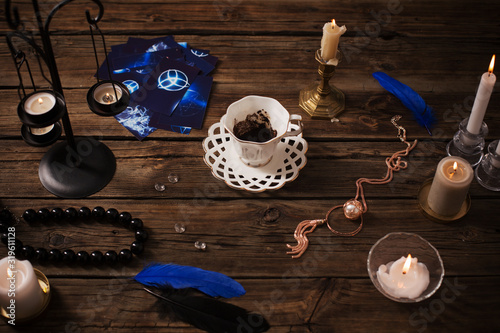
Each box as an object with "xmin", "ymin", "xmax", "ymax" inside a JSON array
[
  {"xmin": 427, "ymin": 156, "xmax": 473, "ymax": 217},
  {"xmin": 24, "ymin": 92, "xmax": 56, "ymax": 115},
  {"xmin": 0, "ymin": 257, "xmax": 44, "ymax": 319},
  {"xmin": 377, "ymin": 254, "xmax": 430, "ymax": 299},
  {"xmin": 93, "ymin": 83, "xmax": 123, "ymax": 105},
  {"xmin": 466, "ymin": 55, "xmax": 496, "ymax": 137},
  {"xmin": 320, "ymin": 19, "xmax": 346, "ymax": 64}
]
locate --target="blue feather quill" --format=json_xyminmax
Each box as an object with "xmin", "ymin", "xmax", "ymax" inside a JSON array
[
  {"xmin": 373, "ymin": 72, "xmax": 436, "ymax": 135},
  {"xmin": 134, "ymin": 263, "xmax": 246, "ymax": 298}
]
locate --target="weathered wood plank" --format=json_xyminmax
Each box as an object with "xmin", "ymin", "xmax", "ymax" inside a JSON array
[
  {"xmin": 1, "ymin": 0, "xmax": 498, "ymax": 38},
  {"xmin": 1, "ymin": 89, "xmax": 500, "ymax": 140},
  {"xmin": 0, "ymin": 276, "xmax": 498, "ymax": 332},
  {"xmin": 0, "ymin": 198, "xmax": 499, "ymax": 278},
  {"xmin": 1, "ymin": 140, "xmax": 500, "ymax": 199}
]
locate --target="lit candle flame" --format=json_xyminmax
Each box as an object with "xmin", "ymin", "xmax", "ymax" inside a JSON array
[
  {"xmin": 38, "ymin": 97, "xmax": 43, "ymax": 104},
  {"xmin": 489, "ymin": 55, "xmax": 495, "ymax": 75},
  {"xmin": 402, "ymin": 254, "xmax": 412, "ymax": 274},
  {"xmin": 449, "ymin": 161, "xmax": 458, "ymax": 179},
  {"xmin": 331, "ymin": 19, "xmax": 336, "ymax": 28}
]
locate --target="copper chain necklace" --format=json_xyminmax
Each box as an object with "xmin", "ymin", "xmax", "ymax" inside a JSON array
[{"xmin": 287, "ymin": 116, "xmax": 418, "ymax": 258}]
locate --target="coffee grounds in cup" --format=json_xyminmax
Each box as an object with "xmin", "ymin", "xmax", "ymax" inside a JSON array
[{"xmin": 233, "ymin": 109, "xmax": 277, "ymax": 142}]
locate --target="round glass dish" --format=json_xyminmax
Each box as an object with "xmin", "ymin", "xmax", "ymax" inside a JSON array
[{"xmin": 367, "ymin": 232, "xmax": 445, "ymax": 303}]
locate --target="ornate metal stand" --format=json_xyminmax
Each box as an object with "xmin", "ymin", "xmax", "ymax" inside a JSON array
[
  {"xmin": 299, "ymin": 49, "xmax": 345, "ymax": 120},
  {"xmin": 6, "ymin": 0, "xmax": 118, "ymax": 198}
]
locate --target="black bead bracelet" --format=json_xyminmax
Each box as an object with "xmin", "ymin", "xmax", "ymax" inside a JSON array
[{"xmin": 0, "ymin": 207, "xmax": 148, "ymax": 265}]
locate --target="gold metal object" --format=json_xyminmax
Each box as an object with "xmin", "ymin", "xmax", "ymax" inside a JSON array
[
  {"xmin": 299, "ymin": 49, "xmax": 345, "ymax": 119},
  {"xmin": 1, "ymin": 268, "xmax": 51, "ymax": 324},
  {"xmin": 417, "ymin": 178, "xmax": 471, "ymax": 223}
]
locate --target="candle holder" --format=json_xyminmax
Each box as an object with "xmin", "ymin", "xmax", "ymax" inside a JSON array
[
  {"xmin": 475, "ymin": 140, "xmax": 500, "ymax": 191},
  {"xmin": 367, "ymin": 232, "xmax": 444, "ymax": 303},
  {"xmin": 0, "ymin": 268, "xmax": 51, "ymax": 324},
  {"xmin": 299, "ymin": 49, "xmax": 345, "ymax": 120},
  {"xmin": 6, "ymin": 0, "xmax": 120, "ymax": 198},
  {"xmin": 446, "ymin": 117, "xmax": 488, "ymax": 167}
]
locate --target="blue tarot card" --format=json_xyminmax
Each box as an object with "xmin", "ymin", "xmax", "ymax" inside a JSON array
[{"xmin": 149, "ymin": 75, "xmax": 213, "ymax": 130}]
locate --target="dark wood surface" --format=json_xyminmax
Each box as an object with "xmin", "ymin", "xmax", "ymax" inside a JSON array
[{"xmin": 1, "ymin": 0, "xmax": 499, "ymax": 332}]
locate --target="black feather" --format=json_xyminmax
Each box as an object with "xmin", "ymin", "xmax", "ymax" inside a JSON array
[{"xmin": 144, "ymin": 287, "xmax": 270, "ymax": 333}]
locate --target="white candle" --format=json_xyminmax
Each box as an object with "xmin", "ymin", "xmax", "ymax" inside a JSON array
[
  {"xmin": 30, "ymin": 125, "xmax": 55, "ymax": 136},
  {"xmin": 491, "ymin": 140, "xmax": 500, "ymax": 168},
  {"xmin": 0, "ymin": 257, "xmax": 44, "ymax": 319},
  {"xmin": 24, "ymin": 92, "xmax": 56, "ymax": 115},
  {"xmin": 377, "ymin": 254, "xmax": 430, "ymax": 299},
  {"xmin": 93, "ymin": 83, "xmax": 123, "ymax": 105},
  {"xmin": 466, "ymin": 55, "xmax": 496, "ymax": 135},
  {"xmin": 427, "ymin": 156, "xmax": 473, "ymax": 216},
  {"xmin": 320, "ymin": 19, "xmax": 346, "ymax": 65}
]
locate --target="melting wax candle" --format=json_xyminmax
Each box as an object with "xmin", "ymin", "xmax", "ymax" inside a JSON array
[
  {"xmin": 377, "ymin": 254, "xmax": 430, "ymax": 299},
  {"xmin": 320, "ymin": 19, "xmax": 346, "ymax": 64}
]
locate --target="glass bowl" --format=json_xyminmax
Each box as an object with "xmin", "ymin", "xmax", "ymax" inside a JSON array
[{"xmin": 367, "ymin": 232, "xmax": 445, "ymax": 303}]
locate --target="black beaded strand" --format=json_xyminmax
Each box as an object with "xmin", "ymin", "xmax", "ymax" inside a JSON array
[{"xmin": 1, "ymin": 207, "xmax": 147, "ymax": 266}]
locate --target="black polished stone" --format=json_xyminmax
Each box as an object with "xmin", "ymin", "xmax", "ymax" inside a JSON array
[
  {"xmin": 76, "ymin": 251, "xmax": 90, "ymax": 264},
  {"xmin": 118, "ymin": 212, "xmax": 132, "ymax": 228},
  {"xmin": 104, "ymin": 250, "xmax": 118, "ymax": 265},
  {"xmin": 22, "ymin": 209, "xmax": 38, "ymax": 223},
  {"xmin": 62, "ymin": 249, "xmax": 76, "ymax": 263},
  {"xmin": 34, "ymin": 248, "xmax": 49, "ymax": 262},
  {"xmin": 20, "ymin": 245, "xmax": 35, "ymax": 259},
  {"xmin": 92, "ymin": 206, "xmax": 106, "ymax": 221},
  {"xmin": 48, "ymin": 249, "xmax": 62, "ymax": 263},
  {"xmin": 78, "ymin": 207, "xmax": 91, "ymax": 219},
  {"xmin": 50, "ymin": 208, "xmax": 64, "ymax": 221},
  {"xmin": 37, "ymin": 208, "xmax": 51, "ymax": 222},
  {"xmin": 135, "ymin": 229, "xmax": 149, "ymax": 242},
  {"xmin": 64, "ymin": 207, "xmax": 78, "ymax": 221},
  {"xmin": 105, "ymin": 208, "xmax": 119, "ymax": 222},
  {"xmin": 90, "ymin": 250, "xmax": 104, "ymax": 265},
  {"xmin": 129, "ymin": 218, "xmax": 144, "ymax": 231},
  {"xmin": 130, "ymin": 241, "xmax": 144, "ymax": 255},
  {"xmin": 118, "ymin": 249, "xmax": 133, "ymax": 263}
]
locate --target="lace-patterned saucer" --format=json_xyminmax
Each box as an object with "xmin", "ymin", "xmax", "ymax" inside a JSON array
[{"xmin": 203, "ymin": 118, "xmax": 308, "ymax": 192}]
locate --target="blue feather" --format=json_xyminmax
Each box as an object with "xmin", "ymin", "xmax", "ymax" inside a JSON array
[
  {"xmin": 134, "ymin": 263, "xmax": 246, "ymax": 298},
  {"xmin": 373, "ymin": 72, "xmax": 436, "ymax": 135}
]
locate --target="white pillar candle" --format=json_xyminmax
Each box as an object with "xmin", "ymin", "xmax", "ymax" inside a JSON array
[
  {"xmin": 93, "ymin": 83, "xmax": 123, "ymax": 105},
  {"xmin": 466, "ymin": 55, "xmax": 496, "ymax": 135},
  {"xmin": 427, "ymin": 156, "xmax": 473, "ymax": 216},
  {"xmin": 0, "ymin": 257, "xmax": 44, "ymax": 319},
  {"xmin": 320, "ymin": 19, "xmax": 346, "ymax": 65},
  {"xmin": 377, "ymin": 254, "xmax": 430, "ymax": 299},
  {"xmin": 24, "ymin": 92, "xmax": 56, "ymax": 115},
  {"xmin": 491, "ymin": 140, "xmax": 500, "ymax": 168}
]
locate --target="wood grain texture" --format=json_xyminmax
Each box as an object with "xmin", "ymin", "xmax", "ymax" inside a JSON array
[{"xmin": 0, "ymin": 0, "xmax": 499, "ymax": 332}]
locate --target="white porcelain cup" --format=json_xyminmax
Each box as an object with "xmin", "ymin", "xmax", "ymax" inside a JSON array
[{"xmin": 223, "ymin": 95, "xmax": 303, "ymax": 167}]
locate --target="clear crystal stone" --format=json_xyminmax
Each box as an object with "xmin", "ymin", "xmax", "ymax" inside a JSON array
[
  {"xmin": 154, "ymin": 182, "xmax": 166, "ymax": 192},
  {"xmin": 194, "ymin": 241, "xmax": 207, "ymax": 251},
  {"xmin": 168, "ymin": 173, "xmax": 179, "ymax": 183},
  {"xmin": 174, "ymin": 223, "xmax": 186, "ymax": 233}
]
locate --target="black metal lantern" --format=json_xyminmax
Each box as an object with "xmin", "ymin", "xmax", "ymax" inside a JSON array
[
  {"xmin": 87, "ymin": 80, "xmax": 130, "ymax": 116},
  {"xmin": 6, "ymin": 0, "xmax": 119, "ymax": 198}
]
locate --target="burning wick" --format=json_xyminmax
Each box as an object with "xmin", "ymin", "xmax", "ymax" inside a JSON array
[
  {"xmin": 449, "ymin": 161, "xmax": 458, "ymax": 179},
  {"xmin": 38, "ymin": 97, "xmax": 43, "ymax": 105},
  {"xmin": 331, "ymin": 19, "xmax": 336, "ymax": 28},
  {"xmin": 488, "ymin": 54, "xmax": 495, "ymax": 77},
  {"xmin": 102, "ymin": 93, "xmax": 114, "ymax": 104},
  {"xmin": 402, "ymin": 254, "xmax": 412, "ymax": 275}
]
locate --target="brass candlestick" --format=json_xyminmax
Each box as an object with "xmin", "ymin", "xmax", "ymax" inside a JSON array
[{"xmin": 299, "ymin": 49, "xmax": 345, "ymax": 119}]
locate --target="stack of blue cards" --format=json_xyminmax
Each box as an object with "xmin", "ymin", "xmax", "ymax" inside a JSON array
[{"xmin": 97, "ymin": 36, "xmax": 218, "ymax": 140}]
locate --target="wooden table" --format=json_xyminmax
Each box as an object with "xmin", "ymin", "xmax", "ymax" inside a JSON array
[{"xmin": 1, "ymin": 0, "xmax": 500, "ymax": 331}]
